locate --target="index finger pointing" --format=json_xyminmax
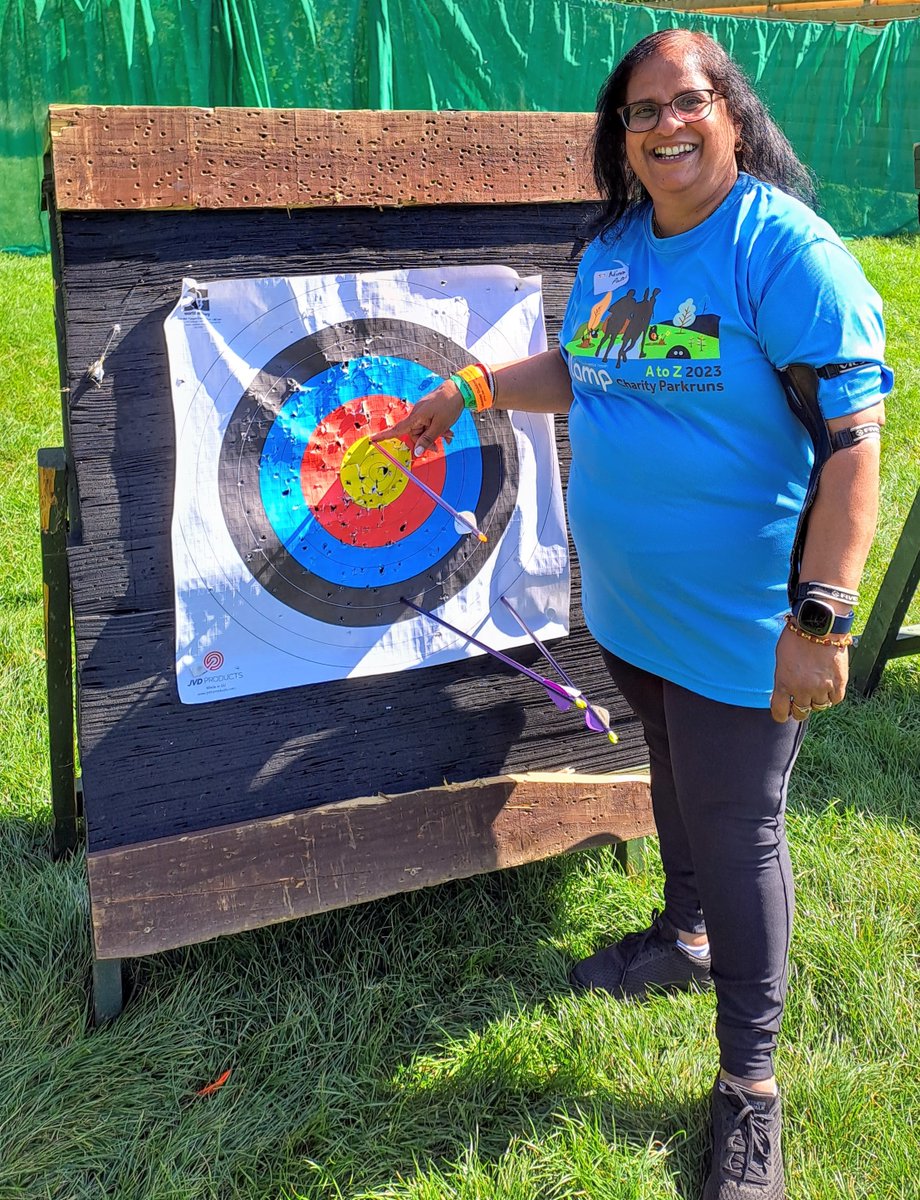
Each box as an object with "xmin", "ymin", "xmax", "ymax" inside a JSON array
[{"xmin": 369, "ymin": 415, "xmax": 420, "ymax": 444}]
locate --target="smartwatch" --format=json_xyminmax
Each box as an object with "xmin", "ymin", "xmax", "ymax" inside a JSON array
[{"xmin": 791, "ymin": 597, "xmax": 855, "ymax": 638}]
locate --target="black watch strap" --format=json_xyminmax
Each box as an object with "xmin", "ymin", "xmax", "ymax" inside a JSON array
[{"xmin": 830, "ymin": 423, "xmax": 882, "ymax": 451}]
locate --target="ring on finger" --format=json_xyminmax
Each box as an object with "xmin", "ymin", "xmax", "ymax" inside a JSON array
[
  {"xmin": 790, "ymin": 701, "xmax": 811, "ymax": 717},
  {"xmin": 811, "ymin": 700, "xmax": 833, "ymax": 711}
]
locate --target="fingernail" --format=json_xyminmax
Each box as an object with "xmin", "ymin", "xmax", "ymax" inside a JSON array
[{"xmin": 414, "ymin": 445, "xmax": 425, "ymax": 457}]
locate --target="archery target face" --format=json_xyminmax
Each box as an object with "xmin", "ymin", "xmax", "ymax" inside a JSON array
[
  {"xmin": 218, "ymin": 319, "xmax": 518, "ymax": 626},
  {"xmin": 166, "ymin": 267, "xmax": 569, "ymax": 704}
]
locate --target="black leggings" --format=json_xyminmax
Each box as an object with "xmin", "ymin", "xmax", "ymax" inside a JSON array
[{"xmin": 601, "ymin": 648, "xmax": 807, "ymax": 1081}]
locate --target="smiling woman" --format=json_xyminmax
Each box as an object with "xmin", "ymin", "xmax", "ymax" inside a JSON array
[
  {"xmin": 367, "ymin": 28, "xmax": 891, "ymax": 1200},
  {"xmin": 623, "ymin": 72, "xmax": 739, "ymax": 233},
  {"xmin": 592, "ymin": 28, "xmax": 816, "ymax": 236}
]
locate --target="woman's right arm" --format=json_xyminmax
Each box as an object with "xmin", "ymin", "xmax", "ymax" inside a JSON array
[{"xmin": 370, "ymin": 347, "xmax": 573, "ymax": 457}]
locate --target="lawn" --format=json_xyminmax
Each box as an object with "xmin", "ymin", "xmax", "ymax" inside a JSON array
[{"xmin": 0, "ymin": 244, "xmax": 918, "ymax": 1200}]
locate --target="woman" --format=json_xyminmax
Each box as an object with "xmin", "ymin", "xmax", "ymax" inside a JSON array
[{"xmin": 373, "ymin": 29, "xmax": 889, "ymax": 1198}]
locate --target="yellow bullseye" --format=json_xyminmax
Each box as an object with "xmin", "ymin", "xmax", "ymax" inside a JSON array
[{"xmin": 340, "ymin": 437, "xmax": 411, "ymax": 509}]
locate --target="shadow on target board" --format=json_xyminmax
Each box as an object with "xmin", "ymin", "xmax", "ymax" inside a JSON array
[{"xmin": 41, "ymin": 106, "xmax": 653, "ymax": 1021}]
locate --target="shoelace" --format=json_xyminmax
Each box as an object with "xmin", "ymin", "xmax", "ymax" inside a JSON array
[
  {"xmin": 615, "ymin": 910, "xmax": 667, "ymax": 986},
  {"xmin": 720, "ymin": 1084, "xmax": 773, "ymax": 1182}
]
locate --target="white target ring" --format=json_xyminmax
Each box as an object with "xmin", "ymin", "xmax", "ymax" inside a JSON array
[{"xmin": 166, "ymin": 266, "xmax": 570, "ymax": 703}]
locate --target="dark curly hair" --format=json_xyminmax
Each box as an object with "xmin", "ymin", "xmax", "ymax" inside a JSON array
[{"xmin": 591, "ymin": 29, "xmax": 815, "ymax": 237}]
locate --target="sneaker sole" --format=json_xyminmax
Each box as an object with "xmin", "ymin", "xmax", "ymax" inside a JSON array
[{"xmin": 568, "ymin": 967, "xmax": 714, "ymax": 998}]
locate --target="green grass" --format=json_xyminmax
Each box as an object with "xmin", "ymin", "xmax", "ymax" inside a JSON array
[
  {"xmin": 1, "ymin": 245, "xmax": 918, "ymax": 1200},
  {"xmin": 851, "ymin": 235, "xmax": 920, "ymax": 620}
]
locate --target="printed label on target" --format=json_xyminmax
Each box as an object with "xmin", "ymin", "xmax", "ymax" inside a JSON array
[{"xmin": 165, "ymin": 266, "xmax": 569, "ymax": 703}]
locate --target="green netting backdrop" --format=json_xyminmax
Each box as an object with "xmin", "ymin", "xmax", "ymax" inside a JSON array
[{"xmin": 4, "ymin": 0, "xmax": 919, "ymax": 250}]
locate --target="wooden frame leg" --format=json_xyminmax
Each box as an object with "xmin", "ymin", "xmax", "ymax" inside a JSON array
[
  {"xmin": 92, "ymin": 958, "xmax": 124, "ymax": 1023},
  {"xmin": 38, "ymin": 448, "xmax": 80, "ymax": 857},
  {"xmin": 850, "ymin": 488, "xmax": 920, "ymax": 697},
  {"xmin": 613, "ymin": 836, "xmax": 647, "ymax": 875}
]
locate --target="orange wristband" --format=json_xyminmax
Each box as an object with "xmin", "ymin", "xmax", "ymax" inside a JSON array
[{"xmin": 454, "ymin": 364, "xmax": 494, "ymax": 412}]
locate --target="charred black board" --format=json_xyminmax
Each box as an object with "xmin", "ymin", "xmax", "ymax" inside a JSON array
[{"xmin": 55, "ymin": 203, "xmax": 647, "ymax": 851}]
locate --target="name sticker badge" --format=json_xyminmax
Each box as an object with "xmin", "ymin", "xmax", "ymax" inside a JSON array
[{"xmin": 594, "ymin": 263, "xmax": 629, "ymax": 294}]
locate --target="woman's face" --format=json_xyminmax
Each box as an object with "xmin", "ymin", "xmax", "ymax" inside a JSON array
[{"xmin": 622, "ymin": 43, "xmax": 741, "ymax": 213}]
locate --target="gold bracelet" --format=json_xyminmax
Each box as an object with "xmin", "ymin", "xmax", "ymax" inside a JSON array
[{"xmin": 783, "ymin": 613, "xmax": 852, "ymax": 648}]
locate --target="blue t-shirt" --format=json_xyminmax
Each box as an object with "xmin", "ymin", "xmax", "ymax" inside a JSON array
[{"xmin": 560, "ymin": 174, "xmax": 891, "ymax": 707}]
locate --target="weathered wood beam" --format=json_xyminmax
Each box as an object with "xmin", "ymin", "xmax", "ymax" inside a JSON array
[
  {"xmin": 644, "ymin": 0, "xmax": 918, "ymax": 17},
  {"xmin": 88, "ymin": 771, "xmax": 653, "ymax": 959},
  {"xmin": 38, "ymin": 448, "xmax": 79, "ymax": 856},
  {"xmin": 47, "ymin": 107, "xmax": 598, "ymax": 213}
]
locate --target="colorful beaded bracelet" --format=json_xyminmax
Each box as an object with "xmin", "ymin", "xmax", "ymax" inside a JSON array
[{"xmin": 783, "ymin": 613, "xmax": 853, "ymax": 649}]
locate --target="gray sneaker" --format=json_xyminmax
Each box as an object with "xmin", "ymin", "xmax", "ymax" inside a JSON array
[
  {"xmin": 569, "ymin": 910, "xmax": 713, "ymax": 999},
  {"xmin": 702, "ymin": 1078, "xmax": 785, "ymax": 1199}
]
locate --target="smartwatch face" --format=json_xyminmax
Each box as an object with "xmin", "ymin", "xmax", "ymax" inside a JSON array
[{"xmin": 796, "ymin": 597, "xmax": 835, "ymax": 638}]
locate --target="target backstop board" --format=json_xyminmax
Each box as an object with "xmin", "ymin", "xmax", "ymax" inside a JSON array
[{"xmin": 43, "ymin": 106, "xmax": 652, "ymax": 991}]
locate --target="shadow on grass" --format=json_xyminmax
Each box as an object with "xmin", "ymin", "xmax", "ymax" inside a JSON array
[
  {"xmin": 0, "ymin": 805, "xmax": 714, "ymax": 1200},
  {"xmin": 788, "ymin": 658, "xmax": 920, "ymax": 828},
  {"xmin": 9, "ymin": 665, "xmax": 916, "ymax": 1197},
  {"xmin": 139, "ymin": 861, "xmax": 712, "ymax": 1200}
]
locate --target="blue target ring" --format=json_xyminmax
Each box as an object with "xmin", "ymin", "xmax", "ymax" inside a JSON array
[
  {"xmin": 218, "ymin": 317, "xmax": 519, "ymax": 626},
  {"xmin": 259, "ymin": 355, "xmax": 483, "ymax": 586}
]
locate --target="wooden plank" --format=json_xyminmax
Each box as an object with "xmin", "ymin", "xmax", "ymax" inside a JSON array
[
  {"xmin": 850, "ymin": 488, "xmax": 920, "ymax": 696},
  {"xmin": 38, "ymin": 448, "xmax": 79, "ymax": 856},
  {"xmin": 643, "ymin": 0, "xmax": 776, "ymax": 10},
  {"xmin": 653, "ymin": 0, "xmax": 892, "ymax": 8},
  {"xmin": 768, "ymin": 2, "xmax": 917, "ymax": 16},
  {"xmin": 87, "ymin": 771, "xmax": 653, "ymax": 959},
  {"xmin": 653, "ymin": 0, "xmax": 919, "ymax": 15},
  {"xmin": 42, "ymin": 178, "xmax": 82, "ymax": 541},
  {"xmin": 47, "ymin": 107, "xmax": 598, "ymax": 213}
]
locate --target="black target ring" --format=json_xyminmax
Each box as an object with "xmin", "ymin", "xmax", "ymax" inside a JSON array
[{"xmin": 217, "ymin": 318, "xmax": 519, "ymax": 626}]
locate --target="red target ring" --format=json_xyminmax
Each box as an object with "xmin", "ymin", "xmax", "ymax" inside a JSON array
[{"xmin": 300, "ymin": 394, "xmax": 446, "ymax": 550}]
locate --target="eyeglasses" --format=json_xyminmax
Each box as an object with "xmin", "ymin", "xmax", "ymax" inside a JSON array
[{"xmin": 618, "ymin": 89, "xmax": 725, "ymax": 133}]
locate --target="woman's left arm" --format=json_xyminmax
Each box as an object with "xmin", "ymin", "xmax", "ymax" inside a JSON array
[{"xmin": 769, "ymin": 402, "xmax": 884, "ymax": 723}]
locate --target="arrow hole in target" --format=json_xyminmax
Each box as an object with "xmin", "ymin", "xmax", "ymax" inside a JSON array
[{"xmin": 217, "ymin": 323, "xmax": 519, "ymax": 628}]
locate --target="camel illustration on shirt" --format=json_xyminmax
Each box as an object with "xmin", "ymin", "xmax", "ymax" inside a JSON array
[
  {"xmin": 566, "ymin": 284, "xmax": 722, "ymax": 366},
  {"xmin": 614, "ymin": 287, "xmax": 661, "ymax": 367}
]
